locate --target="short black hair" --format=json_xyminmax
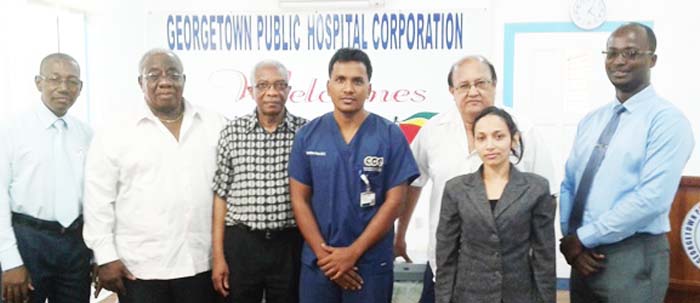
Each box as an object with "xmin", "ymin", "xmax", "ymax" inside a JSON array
[
  {"xmin": 617, "ymin": 22, "xmax": 657, "ymax": 53},
  {"xmin": 472, "ymin": 106, "xmax": 523, "ymax": 164},
  {"xmin": 447, "ymin": 56, "xmax": 497, "ymax": 87},
  {"xmin": 328, "ymin": 48, "xmax": 373, "ymax": 81}
]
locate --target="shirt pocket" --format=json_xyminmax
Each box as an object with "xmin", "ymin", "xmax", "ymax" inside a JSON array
[
  {"xmin": 363, "ymin": 170, "xmax": 384, "ymax": 197},
  {"xmin": 355, "ymin": 164, "xmax": 384, "ymax": 225},
  {"xmin": 13, "ymin": 141, "xmax": 43, "ymax": 170},
  {"xmin": 359, "ymin": 154, "xmax": 386, "ymax": 203},
  {"xmin": 309, "ymin": 153, "xmax": 333, "ymax": 184}
]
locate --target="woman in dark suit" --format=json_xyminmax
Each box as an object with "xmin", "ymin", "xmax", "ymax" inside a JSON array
[{"xmin": 435, "ymin": 106, "xmax": 556, "ymax": 303}]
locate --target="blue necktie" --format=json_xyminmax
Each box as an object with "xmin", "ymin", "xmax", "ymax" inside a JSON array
[
  {"xmin": 53, "ymin": 119, "xmax": 79, "ymax": 227},
  {"xmin": 567, "ymin": 105, "xmax": 625, "ymax": 235}
]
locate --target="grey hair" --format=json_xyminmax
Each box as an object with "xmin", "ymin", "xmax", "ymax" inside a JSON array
[
  {"xmin": 39, "ymin": 53, "xmax": 80, "ymax": 75},
  {"xmin": 138, "ymin": 48, "xmax": 184, "ymax": 74},
  {"xmin": 250, "ymin": 60, "xmax": 289, "ymax": 85}
]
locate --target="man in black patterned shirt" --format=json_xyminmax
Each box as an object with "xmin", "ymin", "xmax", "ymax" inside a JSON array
[{"xmin": 211, "ymin": 60, "xmax": 308, "ymax": 303}]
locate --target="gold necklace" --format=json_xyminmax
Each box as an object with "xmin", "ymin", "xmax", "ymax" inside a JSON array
[{"xmin": 159, "ymin": 110, "xmax": 184, "ymax": 123}]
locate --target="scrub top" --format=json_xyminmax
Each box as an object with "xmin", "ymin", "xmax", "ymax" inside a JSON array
[{"xmin": 289, "ymin": 112, "xmax": 419, "ymax": 273}]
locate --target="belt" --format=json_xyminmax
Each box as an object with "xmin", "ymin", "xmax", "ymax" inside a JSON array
[
  {"xmin": 11, "ymin": 212, "xmax": 83, "ymax": 235},
  {"xmin": 230, "ymin": 224, "xmax": 297, "ymax": 240}
]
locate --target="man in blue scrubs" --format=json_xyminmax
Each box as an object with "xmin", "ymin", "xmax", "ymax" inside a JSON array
[{"xmin": 289, "ymin": 48, "xmax": 419, "ymax": 303}]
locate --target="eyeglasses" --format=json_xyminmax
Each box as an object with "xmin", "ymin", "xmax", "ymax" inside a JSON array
[
  {"xmin": 141, "ymin": 71, "xmax": 185, "ymax": 83},
  {"xmin": 602, "ymin": 48, "xmax": 654, "ymax": 61},
  {"xmin": 37, "ymin": 75, "xmax": 82, "ymax": 89},
  {"xmin": 254, "ymin": 81, "xmax": 289, "ymax": 91},
  {"xmin": 454, "ymin": 79, "xmax": 492, "ymax": 93}
]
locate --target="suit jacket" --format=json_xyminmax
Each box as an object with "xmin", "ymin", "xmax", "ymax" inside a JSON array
[{"xmin": 435, "ymin": 165, "xmax": 556, "ymax": 303}]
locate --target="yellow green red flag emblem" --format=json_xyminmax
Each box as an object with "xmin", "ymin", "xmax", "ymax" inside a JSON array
[{"xmin": 398, "ymin": 112, "xmax": 437, "ymax": 144}]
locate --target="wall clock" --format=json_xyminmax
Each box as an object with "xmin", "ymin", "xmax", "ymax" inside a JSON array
[{"xmin": 570, "ymin": 0, "xmax": 607, "ymax": 30}]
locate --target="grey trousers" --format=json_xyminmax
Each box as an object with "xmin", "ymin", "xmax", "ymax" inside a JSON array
[{"xmin": 570, "ymin": 233, "xmax": 669, "ymax": 303}]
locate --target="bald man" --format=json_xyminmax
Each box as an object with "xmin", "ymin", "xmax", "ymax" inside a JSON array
[
  {"xmin": 395, "ymin": 55, "xmax": 556, "ymax": 303},
  {"xmin": 1, "ymin": 53, "xmax": 93, "ymax": 303}
]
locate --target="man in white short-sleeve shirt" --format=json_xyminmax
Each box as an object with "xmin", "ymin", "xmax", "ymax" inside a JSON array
[{"xmin": 394, "ymin": 55, "xmax": 556, "ymax": 303}]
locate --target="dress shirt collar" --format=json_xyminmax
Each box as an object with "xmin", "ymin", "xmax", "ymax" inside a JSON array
[
  {"xmin": 35, "ymin": 103, "xmax": 65, "ymax": 130},
  {"xmin": 34, "ymin": 103, "xmax": 78, "ymax": 130},
  {"xmin": 433, "ymin": 107, "xmax": 462, "ymax": 126},
  {"xmin": 432, "ymin": 108, "xmax": 479, "ymax": 156},
  {"xmin": 244, "ymin": 107, "xmax": 298, "ymax": 133},
  {"xmin": 133, "ymin": 99, "xmax": 201, "ymax": 125},
  {"xmin": 613, "ymin": 85, "xmax": 655, "ymax": 113}
]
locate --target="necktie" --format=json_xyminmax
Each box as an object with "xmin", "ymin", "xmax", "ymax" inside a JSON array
[
  {"xmin": 567, "ymin": 105, "xmax": 625, "ymax": 235},
  {"xmin": 53, "ymin": 119, "xmax": 79, "ymax": 227}
]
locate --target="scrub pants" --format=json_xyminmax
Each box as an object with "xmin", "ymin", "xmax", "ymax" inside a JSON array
[{"xmin": 299, "ymin": 262, "xmax": 393, "ymax": 303}]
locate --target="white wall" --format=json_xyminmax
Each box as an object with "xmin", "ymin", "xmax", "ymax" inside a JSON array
[
  {"xmin": 492, "ymin": 0, "xmax": 698, "ymax": 175},
  {"xmin": 0, "ymin": 0, "xmax": 88, "ymax": 121}
]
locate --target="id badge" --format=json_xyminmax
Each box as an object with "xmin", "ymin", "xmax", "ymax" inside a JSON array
[{"xmin": 360, "ymin": 191, "xmax": 376, "ymax": 207}]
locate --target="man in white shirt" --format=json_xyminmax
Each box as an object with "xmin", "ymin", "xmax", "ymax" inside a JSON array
[
  {"xmin": 394, "ymin": 55, "xmax": 556, "ymax": 303},
  {"xmin": 83, "ymin": 49, "xmax": 224, "ymax": 303},
  {"xmin": 1, "ymin": 53, "xmax": 92, "ymax": 303}
]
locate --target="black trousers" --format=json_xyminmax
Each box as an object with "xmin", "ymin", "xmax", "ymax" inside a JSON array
[
  {"xmin": 118, "ymin": 271, "xmax": 219, "ymax": 303},
  {"xmin": 11, "ymin": 213, "xmax": 91, "ymax": 303},
  {"xmin": 225, "ymin": 225, "xmax": 302, "ymax": 303}
]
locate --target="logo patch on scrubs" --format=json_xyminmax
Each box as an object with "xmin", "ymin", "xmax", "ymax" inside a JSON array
[{"xmin": 363, "ymin": 156, "xmax": 384, "ymax": 172}]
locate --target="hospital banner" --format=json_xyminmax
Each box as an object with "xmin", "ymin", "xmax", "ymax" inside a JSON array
[{"xmin": 146, "ymin": 8, "xmax": 491, "ymax": 123}]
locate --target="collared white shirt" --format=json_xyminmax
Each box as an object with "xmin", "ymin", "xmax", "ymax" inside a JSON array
[
  {"xmin": 0, "ymin": 105, "xmax": 92, "ymax": 270},
  {"xmin": 410, "ymin": 108, "xmax": 556, "ymax": 275},
  {"xmin": 83, "ymin": 100, "xmax": 225, "ymax": 280}
]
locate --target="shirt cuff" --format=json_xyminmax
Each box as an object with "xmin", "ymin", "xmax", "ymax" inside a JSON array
[
  {"xmin": 93, "ymin": 243, "xmax": 120, "ymax": 266},
  {"xmin": 0, "ymin": 246, "xmax": 24, "ymax": 271},
  {"xmin": 213, "ymin": 187, "xmax": 227, "ymax": 200},
  {"xmin": 576, "ymin": 224, "xmax": 598, "ymax": 249},
  {"xmin": 410, "ymin": 176, "xmax": 426, "ymax": 187}
]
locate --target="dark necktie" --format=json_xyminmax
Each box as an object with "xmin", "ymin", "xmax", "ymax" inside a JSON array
[{"xmin": 568, "ymin": 105, "xmax": 625, "ymax": 235}]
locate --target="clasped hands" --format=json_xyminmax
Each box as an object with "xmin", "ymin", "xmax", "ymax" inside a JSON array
[
  {"xmin": 559, "ymin": 234, "xmax": 606, "ymax": 277},
  {"xmin": 317, "ymin": 243, "xmax": 365, "ymax": 291}
]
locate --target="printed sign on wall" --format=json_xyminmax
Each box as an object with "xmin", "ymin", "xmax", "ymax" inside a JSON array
[{"xmin": 146, "ymin": 9, "xmax": 491, "ymax": 122}]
